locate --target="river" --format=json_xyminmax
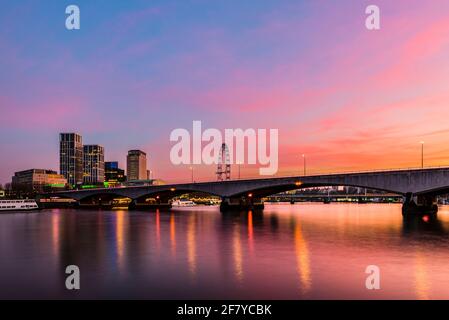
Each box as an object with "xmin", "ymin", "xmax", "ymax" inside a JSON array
[{"xmin": 1, "ymin": 203, "xmax": 449, "ymax": 299}]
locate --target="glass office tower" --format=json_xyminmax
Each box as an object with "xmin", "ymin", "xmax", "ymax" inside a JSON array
[
  {"xmin": 83, "ymin": 145, "xmax": 105, "ymax": 185},
  {"xmin": 59, "ymin": 133, "xmax": 83, "ymax": 186}
]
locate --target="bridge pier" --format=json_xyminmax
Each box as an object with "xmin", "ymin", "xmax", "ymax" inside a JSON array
[
  {"xmin": 402, "ymin": 193, "xmax": 438, "ymax": 217},
  {"xmin": 77, "ymin": 201, "xmax": 114, "ymax": 209},
  {"xmin": 220, "ymin": 196, "xmax": 264, "ymax": 212},
  {"xmin": 73, "ymin": 195, "xmax": 117, "ymax": 209},
  {"xmin": 128, "ymin": 199, "xmax": 171, "ymax": 210}
]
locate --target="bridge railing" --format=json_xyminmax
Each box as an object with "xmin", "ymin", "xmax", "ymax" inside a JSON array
[
  {"xmin": 173, "ymin": 165, "xmax": 449, "ymax": 184},
  {"xmin": 265, "ymin": 165, "xmax": 449, "ymax": 179}
]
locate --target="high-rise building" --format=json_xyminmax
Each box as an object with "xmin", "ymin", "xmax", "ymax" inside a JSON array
[
  {"xmin": 83, "ymin": 145, "xmax": 105, "ymax": 184},
  {"xmin": 12, "ymin": 169, "xmax": 67, "ymax": 193},
  {"xmin": 60, "ymin": 133, "xmax": 83, "ymax": 186},
  {"xmin": 127, "ymin": 150, "xmax": 147, "ymax": 181},
  {"xmin": 105, "ymin": 161, "xmax": 126, "ymax": 186}
]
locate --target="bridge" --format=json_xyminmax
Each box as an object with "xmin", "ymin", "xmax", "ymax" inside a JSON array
[{"xmin": 41, "ymin": 167, "xmax": 449, "ymax": 215}]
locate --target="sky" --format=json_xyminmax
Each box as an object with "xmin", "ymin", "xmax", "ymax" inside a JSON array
[{"xmin": 1, "ymin": 0, "xmax": 449, "ymax": 184}]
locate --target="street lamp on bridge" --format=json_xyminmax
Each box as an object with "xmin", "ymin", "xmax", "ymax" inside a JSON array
[
  {"xmin": 302, "ymin": 154, "xmax": 306, "ymax": 176},
  {"xmin": 420, "ymin": 141, "xmax": 424, "ymax": 168},
  {"xmin": 236, "ymin": 161, "xmax": 242, "ymax": 180}
]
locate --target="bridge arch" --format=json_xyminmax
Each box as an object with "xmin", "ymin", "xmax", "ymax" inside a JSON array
[
  {"xmin": 414, "ymin": 185, "xmax": 449, "ymax": 196},
  {"xmin": 133, "ymin": 188, "xmax": 222, "ymax": 203},
  {"xmin": 226, "ymin": 181, "xmax": 403, "ymax": 199},
  {"xmin": 76, "ymin": 192, "xmax": 132, "ymax": 203}
]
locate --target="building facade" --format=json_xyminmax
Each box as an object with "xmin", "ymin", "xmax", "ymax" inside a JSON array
[
  {"xmin": 12, "ymin": 169, "xmax": 67, "ymax": 193},
  {"xmin": 126, "ymin": 150, "xmax": 147, "ymax": 181},
  {"xmin": 60, "ymin": 133, "xmax": 83, "ymax": 186},
  {"xmin": 105, "ymin": 161, "xmax": 126, "ymax": 186},
  {"xmin": 83, "ymin": 145, "xmax": 105, "ymax": 185}
]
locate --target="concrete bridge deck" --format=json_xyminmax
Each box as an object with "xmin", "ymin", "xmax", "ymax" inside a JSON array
[{"xmin": 41, "ymin": 167, "xmax": 449, "ymax": 215}]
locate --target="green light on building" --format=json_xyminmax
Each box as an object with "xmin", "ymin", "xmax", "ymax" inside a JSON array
[
  {"xmin": 81, "ymin": 185, "xmax": 97, "ymax": 189},
  {"xmin": 47, "ymin": 183, "xmax": 66, "ymax": 188}
]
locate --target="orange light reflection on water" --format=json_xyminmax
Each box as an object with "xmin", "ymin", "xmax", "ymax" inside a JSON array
[
  {"xmin": 233, "ymin": 224, "xmax": 243, "ymax": 282},
  {"xmin": 115, "ymin": 210, "xmax": 127, "ymax": 274},
  {"xmin": 294, "ymin": 221, "xmax": 311, "ymax": 294},
  {"xmin": 187, "ymin": 214, "xmax": 197, "ymax": 277},
  {"xmin": 170, "ymin": 213, "xmax": 176, "ymax": 257}
]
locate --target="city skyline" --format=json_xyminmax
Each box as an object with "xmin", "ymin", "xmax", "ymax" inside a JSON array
[
  {"xmin": 58, "ymin": 132, "xmax": 149, "ymax": 186},
  {"xmin": 6, "ymin": 132, "xmax": 148, "ymax": 188},
  {"xmin": 2, "ymin": 0, "xmax": 449, "ymax": 185}
]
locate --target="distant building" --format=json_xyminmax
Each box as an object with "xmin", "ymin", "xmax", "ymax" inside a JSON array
[
  {"xmin": 83, "ymin": 145, "xmax": 105, "ymax": 185},
  {"xmin": 12, "ymin": 169, "xmax": 67, "ymax": 193},
  {"xmin": 125, "ymin": 179, "xmax": 165, "ymax": 187},
  {"xmin": 105, "ymin": 161, "xmax": 126, "ymax": 186},
  {"xmin": 60, "ymin": 133, "xmax": 83, "ymax": 186},
  {"xmin": 127, "ymin": 150, "xmax": 147, "ymax": 181}
]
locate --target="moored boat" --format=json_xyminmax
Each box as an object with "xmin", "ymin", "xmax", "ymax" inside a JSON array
[
  {"xmin": 171, "ymin": 199, "xmax": 196, "ymax": 207},
  {"xmin": 0, "ymin": 199, "xmax": 40, "ymax": 212}
]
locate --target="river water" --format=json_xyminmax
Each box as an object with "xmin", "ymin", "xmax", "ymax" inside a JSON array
[{"xmin": 1, "ymin": 203, "xmax": 449, "ymax": 299}]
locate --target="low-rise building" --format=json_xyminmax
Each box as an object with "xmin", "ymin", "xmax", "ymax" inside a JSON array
[{"xmin": 12, "ymin": 169, "xmax": 67, "ymax": 193}]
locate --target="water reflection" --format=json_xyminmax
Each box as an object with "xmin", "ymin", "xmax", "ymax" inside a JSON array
[
  {"xmin": 170, "ymin": 213, "xmax": 176, "ymax": 257},
  {"xmin": 294, "ymin": 221, "xmax": 311, "ymax": 294},
  {"xmin": 400, "ymin": 214, "xmax": 449, "ymax": 300},
  {"xmin": 51, "ymin": 211, "xmax": 60, "ymax": 258},
  {"xmin": 155, "ymin": 210, "xmax": 161, "ymax": 250},
  {"xmin": 187, "ymin": 214, "xmax": 197, "ymax": 278},
  {"xmin": 414, "ymin": 250, "xmax": 430, "ymax": 300},
  {"xmin": 233, "ymin": 223, "xmax": 244, "ymax": 283},
  {"xmin": 115, "ymin": 210, "xmax": 128, "ymax": 274},
  {"xmin": 247, "ymin": 211, "xmax": 254, "ymax": 255},
  {"xmin": 402, "ymin": 214, "xmax": 447, "ymax": 236},
  {"xmin": 2, "ymin": 204, "xmax": 449, "ymax": 299}
]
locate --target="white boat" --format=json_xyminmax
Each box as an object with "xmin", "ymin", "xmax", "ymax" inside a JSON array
[
  {"xmin": 171, "ymin": 199, "xmax": 196, "ymax": 207},
  {"xmin": 0, "ymin": 199, "xmax": 40, "ymax": 212}
]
